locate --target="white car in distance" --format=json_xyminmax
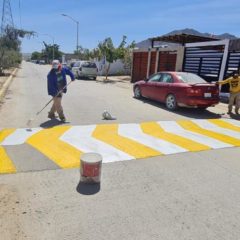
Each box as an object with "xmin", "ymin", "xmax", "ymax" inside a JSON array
[{"xmin": 72, "ymin": 61, "xmax": 98, "ymax": 80}]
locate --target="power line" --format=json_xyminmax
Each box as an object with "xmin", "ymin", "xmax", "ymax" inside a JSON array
[
  {"xmin": 1, "ymin": 0, "xmax": 14, "ymax": 34},
  {"xmin": 18, "ymin": 0, "xmax": 22, "ymax": 29}
]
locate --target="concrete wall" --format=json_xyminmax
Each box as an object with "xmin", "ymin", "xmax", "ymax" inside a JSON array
[{"xmin": 95, "ymin": 59, "xmax": 131, "ymax": 76}]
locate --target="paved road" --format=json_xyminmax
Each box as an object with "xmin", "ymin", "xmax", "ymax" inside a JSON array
[
  {"xmin": 0, "ymin": 61, "xmax": 231, "ymax": 128},
  {"xmin": 1, "ymin": 62, "xmax": 240, "ymax": 239}
]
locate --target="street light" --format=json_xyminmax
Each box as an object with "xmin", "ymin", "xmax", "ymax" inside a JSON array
[
  {"xmin": 61, "ymin": 13, "xmax": 79, "ymax": 55},
  {"xmin": 42, "ymin": 34, "xmax": 55, "ymax": 61}
]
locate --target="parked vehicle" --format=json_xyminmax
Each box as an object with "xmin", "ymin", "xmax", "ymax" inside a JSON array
[
  {"xmin": 39, "ymin": 60, "xmax": 45, "ymax": 64},
  {"xmin": 133, "ymin": 72, "xmax": 219, "ymax": 110},
  {"xmin": 72, "ymin": 61, "xmax": 98, "ymax": 80}
]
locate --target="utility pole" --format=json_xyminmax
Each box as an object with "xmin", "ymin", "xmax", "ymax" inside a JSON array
[
  {"xmin": 1, "ymin": 0, "xmax": 14, "ymax": 35},
  {"xmin": 61, "ymin": 14, "xmax": 79, "ymax": 55}
]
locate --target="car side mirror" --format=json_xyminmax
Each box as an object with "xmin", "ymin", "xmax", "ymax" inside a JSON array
[{"xmin": 144, "ymin": 77, "xmax": 148, "ymax": 82}]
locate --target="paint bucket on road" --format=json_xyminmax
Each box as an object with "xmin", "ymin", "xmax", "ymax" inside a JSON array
[{"xmin": 80, "ymin": 153, "xmax": 102, "ymax": 183}]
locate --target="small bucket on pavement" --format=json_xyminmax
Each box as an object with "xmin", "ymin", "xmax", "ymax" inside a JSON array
[{"xmin": 80, "ymin": 153, "xmax": 102, "ymax": 184}]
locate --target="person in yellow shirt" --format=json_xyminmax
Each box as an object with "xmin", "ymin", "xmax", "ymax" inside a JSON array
[{"xmin": 217, "ymin": 70, "xmax": 240, "ymax": 114}]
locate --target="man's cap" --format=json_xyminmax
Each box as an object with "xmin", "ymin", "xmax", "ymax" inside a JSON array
[{"xmin": 52, "ymin": 60, "xmax": 60, "ymax": 65}]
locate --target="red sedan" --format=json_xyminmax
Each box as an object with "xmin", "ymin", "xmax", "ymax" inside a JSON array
[{"xmin": 133, "ymin": 72, "xmax": 219, "ymax": 110}]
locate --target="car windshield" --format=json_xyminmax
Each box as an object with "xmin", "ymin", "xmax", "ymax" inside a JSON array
[
  {"xmin": 73, "ymin": 62, "xmax": 80, "ymax": 67},
  {"xmin": 176, "ymin": 72, "xmax": 207, "ymax": 84},
  {"xmin": 82, "ymin": 62, "xmax": 97, "ymax": 68}
]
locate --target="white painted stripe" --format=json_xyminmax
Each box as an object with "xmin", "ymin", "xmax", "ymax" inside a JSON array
[
  {"xmin": 158, "ymin": 121, "xmax": 232, "ymax": 149},
  {"xmin": 118, "ymin": 124, "xmax": 187, "ymax": 154},
  {"xmin": 192, "ymin": 120, "xmax": 240, "ymax": 139},
  {"xmin": 1, "ymin": 128, "xmax": 42, "ymax": 146},
  {"xmin": 222, "ymin": 119, "xmax": 240, "ymax": 127},
  {"xmin": 60, "ymin": 125, "xmax": 134, "ymax": 163}
]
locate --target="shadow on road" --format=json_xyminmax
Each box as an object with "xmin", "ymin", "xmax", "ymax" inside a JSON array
[
  {"xmin": 40, "ymin": 119, "xmax": 69, "ymax": 128},
  {"xmin": 76, "ymin": 181, "xmax": 101, "ymax": 195},
  {"xmin": 229, "ymin": 113, "xmax": 240, "ymax": 121},
  {"xmin": 97, "ymin": 79, "xmax": 130, "ymax": 85},
  {"xmin": 77, "ymin": 78, "xmax": 96, "ymax": 81},
  {"xmin": 137, "ymin": 97, "xmax": 224, "ymax": 119}
]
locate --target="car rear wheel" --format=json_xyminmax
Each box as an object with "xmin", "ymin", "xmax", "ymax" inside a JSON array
[
  {"xmin": 199, "ymin": 106, "xmax": 208, "ymax": 110},
  {"xmin": 134, "ymin": 86, "xmax": 142, "ymax": 99},
  {"xmin": 166, "ymin": 94, "xmax": 177, "ymax": 110}
]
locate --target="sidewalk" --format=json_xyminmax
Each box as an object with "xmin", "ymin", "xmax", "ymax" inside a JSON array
[{"xmin": 0, "ymin": 68, "xmax": 18, "ymax": 103}]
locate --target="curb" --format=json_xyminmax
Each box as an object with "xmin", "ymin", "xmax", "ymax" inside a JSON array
[{"xmin": 0, "ymin": 68, "xmax": 18, "ymax": 102}]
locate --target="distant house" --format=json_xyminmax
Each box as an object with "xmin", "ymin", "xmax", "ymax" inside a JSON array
[{"xmin": 132, "ymin": 32, "xmax": 240, "ymax": 97}]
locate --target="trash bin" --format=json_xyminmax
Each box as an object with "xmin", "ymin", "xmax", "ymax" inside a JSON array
[{"xmin": 80, "ymin": 153, "xmax": 102, "ymax": 183}]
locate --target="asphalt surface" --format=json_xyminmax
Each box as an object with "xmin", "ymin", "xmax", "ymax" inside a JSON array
[
  {"xmin": 1, "ymin": 62, "xmax": 240, "ymax": 240},
  {"xmin": 0, "ymin": 61, "xmax": 232, "ymax": 128}
]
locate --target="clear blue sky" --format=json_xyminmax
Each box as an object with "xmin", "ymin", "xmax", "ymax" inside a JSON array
[{"xmin": 8, "ymin": 0, "xmax": 240, "ymax": 53}]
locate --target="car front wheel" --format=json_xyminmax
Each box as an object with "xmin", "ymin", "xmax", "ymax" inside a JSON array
[
  {"xmin": 166, "ymin": 94, "xmax": 177, "ymax": 110},
  {"xmin": 134, "ymin": 86, "xmax": 142, "ymax": 99}
]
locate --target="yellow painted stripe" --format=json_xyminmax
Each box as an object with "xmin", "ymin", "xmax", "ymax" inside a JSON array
[
  {"xmin": 141, "ymin": 122, "xmax": 210, "ymax": 152},
  {"xmin": 93, "ymin": 124, "xmax": 161, "ymax": 158},
  {"xmin": 0, "ymin": 129, "xmax": 16, "ymax": 173},
  {"xmin": 208, "ymin": 119, "xmax": 240, "ymax": 132},
  {"xmin": 178, "ymin": 120, "xmax": 240, "ymax": 146},
  {"xmin": 27, "ymin": 126, "xmax": 82, "ymax": 168},
  {"xmin": 0, "ymin": 128, "xmax": 15, "ymax": 142}
]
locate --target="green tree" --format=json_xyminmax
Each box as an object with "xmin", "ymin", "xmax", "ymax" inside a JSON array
[
  {"xmin": 98, "ymin": 37, "xmax": 118, "ymax": 80},
  {"xmin": 31, "ymin": 51, "xmax": 42, "ymax": 60},
  {"xmin": 97, "ymin": 36, "xmax": 135, "ymax": 79},
  {"xmin": 122, "ymin": 40, "xmax": 136, "ymax": 74},
  {"xmin": 42, "ymin": 42, "xmax": 63, "ymax": 63},
  {"xmin": 0, "ymin": 27, "xmax": 34, "ymax": 75}
]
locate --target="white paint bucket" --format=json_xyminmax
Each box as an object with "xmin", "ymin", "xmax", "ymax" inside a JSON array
[{"xmin": 80, "ymin": 153, "xmax": 102, "ymax": 183}]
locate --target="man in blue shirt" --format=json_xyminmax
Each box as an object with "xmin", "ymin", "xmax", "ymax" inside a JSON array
[{"xmin": 47, "ymin": 60, "xmax": 75, "ymax": 122}]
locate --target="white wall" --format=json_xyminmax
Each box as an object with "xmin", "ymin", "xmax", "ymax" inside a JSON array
[{"xmin": 95, "ymin": 59, "xmax": 131, "ymax": 76}]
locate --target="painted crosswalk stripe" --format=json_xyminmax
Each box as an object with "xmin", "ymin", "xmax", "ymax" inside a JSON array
[
  {"xmin": 27, "ymin": 126, "xmax": 82, "ymax": 168},
  {"xmin": 192, "ymin": 120, "xmax": 240, "ymax": 139},
  {"xmin": 178, "ymin": 120, "xmax": 240, "ymax": 146},
  {"xmin": 0, "ymin": 129, "xmax": 16, "ymax": 173},
  {"xmin": 208, "ymin": 119, "xmax": 240, "ymax": 132},
  {"xmin": 158, "ymin": 121, "xmax": 232, "ymax": 149},
  {"xmin": 92, "ymin": 124, "xmax": 160, "ymax": 159},
  {"xmin": 223, "ymin": 119, "xmax": 240, "ymax": 127},
  {"xmin": 61, "ymin": 125, "xmax": 133, "ymax": 163},
  {"xmin": 118, "ymin": 124, "xmax": 186, "ymax": 154},
  {"xmin": 1, "ymin": 128, "xmax": 42, "ymax": 145},
  {"xmin": 141, "ymin": 122, "xmax": 210, "ymax": 152}
]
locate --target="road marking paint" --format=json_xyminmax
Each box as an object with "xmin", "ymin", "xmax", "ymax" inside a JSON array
[
  {"xmin": 178, "ymin": 120, "xmax": 240, "ymax": 146},
  {"xmin": 93, "ymin": 124, "xmax": 160, "ymax": 159},
  {"xmin": 208, "ymin": 119, "xmax": 240, "ymax": 132},
  {"xmin": 27, "ymin": 126, "xmax": 81, "ymax": 168},
  {"xmin": 141, "ymin": 122, "xmax": 210, "ymax": 152},
  {"xmin": 118, "ymin": 124, "xmax": 186, "ymax": 154},
  {"xmin": 60, "ymin": 125, "xmax": 133, "ymax": 163},
  {"xmin": 0, "ymin": 129, "xmax": 16, "ymax": 142},
  {"xmin": 223, "ymin": 119, "xmax": 240, "ymax": 127},
  {"xmin": 158, "ymin": 121, "xmax": 232, "ymax": 149},
  {"xmin": 0, "ymin": 129, "xmax": 16, "ymax": 173},
  {"xmin": 192, "ymin": 120, "xmax": 240, "ymax": 140},
  {"xmin": 1, "ymin": 128, "xmax": 42, "ymax": 145}
]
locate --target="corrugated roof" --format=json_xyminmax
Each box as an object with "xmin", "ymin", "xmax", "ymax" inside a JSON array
[{"xmin": 150, "ymin": 33, "xmax": 219, "ymax": 45}]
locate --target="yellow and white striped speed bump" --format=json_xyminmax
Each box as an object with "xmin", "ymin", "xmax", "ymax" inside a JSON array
[{"xmin": 0, "ymin": 119, "xmax": 240, "ymax": 174}]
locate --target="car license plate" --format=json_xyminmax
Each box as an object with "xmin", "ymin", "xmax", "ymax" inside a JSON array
[{"xmin": 204, "ymin": 93, "xmax": 211, "ymax": 98}]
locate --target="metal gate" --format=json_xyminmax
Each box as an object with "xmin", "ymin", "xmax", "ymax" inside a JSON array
[
  {"xmin": 224, "ymin": 51, "xmax": 240, "ymax": 77},
  {"xmin": 183, "ymin": 46, "xmax": 224, "ymax": 82},
  {"xmin": 221, "ymin": 51, "xmax": 240, "ymax": 93}
]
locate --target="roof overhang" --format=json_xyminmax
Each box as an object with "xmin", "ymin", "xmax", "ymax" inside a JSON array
[{"xmin": 150, "ymin": 33, "xmax": 220, "ymax": 46}]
